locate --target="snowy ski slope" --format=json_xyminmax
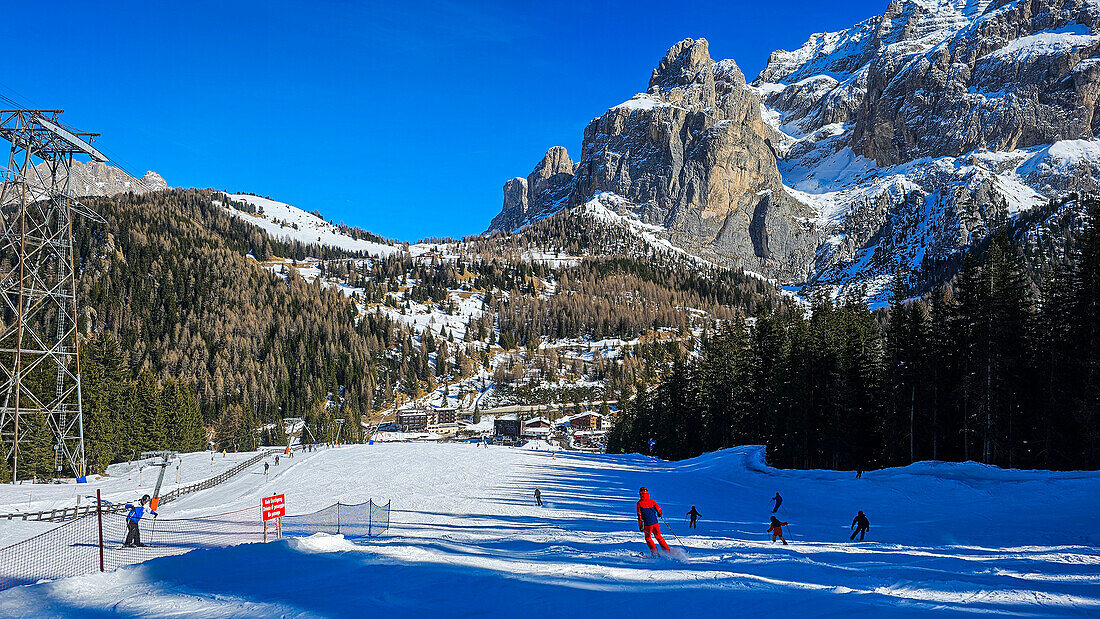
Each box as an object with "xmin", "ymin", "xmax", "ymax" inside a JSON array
[
  {"xmin": 0, "ymin": 443, "xmax": 1098, "ymax": 617},
  {"xmin": 0, "ymin": 449, "xmax": 273, "ymax": 548}
]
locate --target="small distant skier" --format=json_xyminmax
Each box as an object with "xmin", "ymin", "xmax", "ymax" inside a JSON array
[
  {"xmin": 771, "ymin": 492, "xmax": 783, "ymax": 513},
  {"xmin": 768, "ymin": 515, "xmax": 788, "ymax": 545},
  {"xmin": 123, "ymin": 494, "xmax": 156, "ymax": 548},
  {"xmin": 851, "ymin": 510, "xmax": 870, "ymax": 541},
  {"xmin": 264, "ymin": 461, "xmax": 270, "ymax": 476},
  {"xmin": 636, "ymin": 487, "xmax": 671, "ymax": 556},
  {"xmin": 275, "ymin": 455, "xmax": 280, "ymax": 466},
  {"xmin": 535, "ymin": 488, "xmax": 543, "ymax": 507},
  {"xmin": 687, "ymin": 506, "xmax": 701, "ymax": 529}
]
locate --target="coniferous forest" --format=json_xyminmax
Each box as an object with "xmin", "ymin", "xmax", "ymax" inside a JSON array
[
  {"xmin": 607, "ymin": 200, "xmax": 1100, "ymax": 471},
  {"xmin": 8, "ymin": 188, "xmax": 1100, "ymax": 478},
  {"xmin": 4, "ymin": 189, "xmax": 776, "ymax": 479}
]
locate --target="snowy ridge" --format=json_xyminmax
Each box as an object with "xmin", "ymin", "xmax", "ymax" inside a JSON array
[
  {"xmin": 221, "ymin": 194, "xmax": 411, "ymax": 257},
  {"xmin": 580, "ymin": 193, "xmax": 718, "ymax": 267},
  {"xmin": 759, "ymin": 0, "xmax": 992, "ymax": 85}
]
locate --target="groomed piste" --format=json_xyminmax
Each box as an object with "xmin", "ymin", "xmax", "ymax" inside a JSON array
[{"xmin": 0, "ymin": 443, "xmax": 1097, "ymax": 617}]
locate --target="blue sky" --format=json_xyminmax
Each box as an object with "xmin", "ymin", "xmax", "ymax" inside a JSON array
[{"xmin": 7, "ymin": 0, "xmax": 887, "ymax": 241}]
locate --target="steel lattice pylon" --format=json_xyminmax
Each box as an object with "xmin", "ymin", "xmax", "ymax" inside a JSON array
[{"xmin": 0, "ymin": 109, "xmax": 106, "ymax": 481}]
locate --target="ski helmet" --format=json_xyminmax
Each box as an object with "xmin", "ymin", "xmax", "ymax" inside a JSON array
[{"xmin": 141, "ymin": 494, "xmax": 151, "ymax": 504}]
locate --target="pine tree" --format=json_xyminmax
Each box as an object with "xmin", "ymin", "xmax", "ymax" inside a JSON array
[
  {"xmin": 81, "ymin": 335, "xmax": 129, "ymax": 472},
  {"xmin": 132, "ymin": 369, "xmax": 166, "ymax": 453}
]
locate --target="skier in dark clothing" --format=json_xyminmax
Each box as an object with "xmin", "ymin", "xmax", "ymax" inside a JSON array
[
  {"xmin": 123, "ymin": 494, "xmax": 156, "ymax": 547},
  {"xmin": 686, "ymin": 506, "xmax": 701, "ymax": 529},
  {"xmin": 264, "ymin": 461, "xmax": 270, "ymax": 476},
  {"xmin": 636, "ymin": 487, "xmax": 671, "ymax": 555},
  {"xmin": 534, "ymin": 488, "xmax": 543, "ymax": 507},
  {"xmin": 771, "ymin": 492, "xmax": 783, "ymax": 513},
  {"xmin": 851, "ymin": 510, "xmax": 870, "ymax": 541}
]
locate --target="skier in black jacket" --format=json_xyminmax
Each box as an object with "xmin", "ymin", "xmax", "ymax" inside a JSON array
[
  {"xmin": 686, "ymin": 506, "xmax": 701, "ymax": 529},
  {"xmin": 850, "ymin": 510, "xmax": 870, "ymax": 541}
]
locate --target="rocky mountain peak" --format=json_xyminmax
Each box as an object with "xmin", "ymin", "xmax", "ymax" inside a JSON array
[
  {"xmin": 141, "ymin": 170, "xmax": 169, "ymax": 191},
  {"xmin": 648, "ymin": 38, "xmax": 716, "ymax": 108},
  {"xmin": 532, "ymin": 146, "xmax": 574, "ymax": 181},
  {"xmin": 487, "ymin": 147, "xmax": 575, "ymax": 233},
  {"xmin": 40, "ymin": 160, "xmax": 169, "ymax": 197}
]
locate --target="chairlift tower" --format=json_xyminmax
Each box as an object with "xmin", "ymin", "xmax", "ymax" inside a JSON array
[
  {"xmin": 140, "ymin": 450, "xmax": 178, "ymax": 511},
  {"xmin": 334, "ymin": 418, "xmax": 346, "ymax": 445},
  {"xmin": 0, "ymin": 109, "xmax": 107, "ymax": 482}
]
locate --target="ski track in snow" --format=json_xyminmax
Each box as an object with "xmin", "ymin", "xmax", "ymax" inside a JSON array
[{"xmin": 0, "ymin": 444, "xmax": 1098, "ymax": 617}]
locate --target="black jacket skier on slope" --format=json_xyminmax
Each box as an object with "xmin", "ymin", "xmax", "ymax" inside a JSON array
[
  {"xmin": 851, "ymin": 510, "xmax": 870, "ymax": 541},
  {"xmin": 686, "ymin": 506, "xmax": 701, "ymax": 529}
]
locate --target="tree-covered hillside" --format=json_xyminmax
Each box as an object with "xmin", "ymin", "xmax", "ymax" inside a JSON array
[{"xmin": 609, "ymin": 200, "xmax": 1100, "ymax": 471}]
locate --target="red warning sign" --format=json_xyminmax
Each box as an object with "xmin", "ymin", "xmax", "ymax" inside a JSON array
[{"xmin": 262, "ymin": 494, "xmax": 285, "ymax": 521}]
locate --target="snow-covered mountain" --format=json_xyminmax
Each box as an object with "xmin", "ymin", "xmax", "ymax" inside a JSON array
[
  {"xmin": 489, "ymin": 0, "xmax": 1100, "ymax": 300},
  {"xmin": 221, "ymin": 194, "xmax": 410, "ymax": 257},
  {"xmin": 755, "ymin": 0, "xmax": 1100, "ymax": 298}
]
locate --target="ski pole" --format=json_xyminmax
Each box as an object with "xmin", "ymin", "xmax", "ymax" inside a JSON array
[{"xmin": 658, "ymin": 514, "xmax": 689, "ymax": 554}]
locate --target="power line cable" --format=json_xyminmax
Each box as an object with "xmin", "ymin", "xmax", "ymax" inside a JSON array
[{"xmin": 0, "ymin": 80, "xmax": 154, "ymax": 192}]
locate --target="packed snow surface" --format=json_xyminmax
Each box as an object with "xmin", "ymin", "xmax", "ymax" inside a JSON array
[
  {"xmin": 1, "ymin": 444, "xmax": 1098, "ymax": 617},
  {"xmin": 221, "ymin": 194, "xmax": 425, "ymax": 257}
]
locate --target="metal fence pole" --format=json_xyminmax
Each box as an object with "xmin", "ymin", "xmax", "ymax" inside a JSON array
[
  {"xmin": 368, "ymin": 500, "xmax": 372, "ymax": 538},
  {"xmin": 96, "ymin": 489, "xmax": 104, "ymax": 572},
  {"xmin": 336, "ymin": 503, "xmax": 341, "ymax": 535}
]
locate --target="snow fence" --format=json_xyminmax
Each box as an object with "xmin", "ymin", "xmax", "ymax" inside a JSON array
[
  {"xmin": 281, "ymin": 500, "xmax": 391, "ymax": 539},
  {"xmin": 0, "ymin": 499, "xmax": 390, "ymax": 592}
]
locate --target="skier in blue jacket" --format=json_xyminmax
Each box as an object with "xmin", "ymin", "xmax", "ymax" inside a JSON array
[{"xmin": 123, "ymin": 494, "xmax": 156, "ymax": 547}]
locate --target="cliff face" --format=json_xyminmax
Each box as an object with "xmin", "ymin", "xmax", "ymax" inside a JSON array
[
  {"xmin": 492, "ymin": 39, "xmax": 819, "ymax": 280},
  {"xmin": 488, "ymin": 146, "xmax": 574, "ymax": 233},
  {"xmin": 754, "ymin": 0, "xmax": 1100, "ymax": 299},
  {"xmin": 490, "ymin": 1, "xmax": 1100, "ymax": 300},
  {"xmin": 844, "ymin": 0, "xmax": 1100, "ymax": 165}
]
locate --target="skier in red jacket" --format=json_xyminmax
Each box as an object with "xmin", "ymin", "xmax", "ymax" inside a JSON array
[{"xmin": 636, "ymin": 487, "xmax": 671, "ymax": 555}]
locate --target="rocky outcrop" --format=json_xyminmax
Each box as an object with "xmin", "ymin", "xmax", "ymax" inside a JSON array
[
  {"xmin": 849, "ymin": 0, "xmax": 1100, "ymax": 165},
  {"xmin": 488, "ymin": 147, "xmax": 574, "ymax": 233},
  {"xmin": 36, "ymin": 160, "xmax": 168, "ymax": 197},
  {"xmin": 749, "ymin": 0, "xmax": 1100, "ymax": 300},
  {"xmin": 492, "ymin": 38, "xmax": 820, "ymax": 280}
]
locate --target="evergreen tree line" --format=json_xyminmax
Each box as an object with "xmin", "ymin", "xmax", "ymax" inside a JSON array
[
  {"xmin": 74, "ymin": 191, "xmax": 404, "ymax": 436},
  {"xmin": 608, "ymin": 201, "xmax": 1100, "ymax": 471},
  {"xmin": 2, "ymin": 335, "xmax": 207, "ymax": 481}
]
